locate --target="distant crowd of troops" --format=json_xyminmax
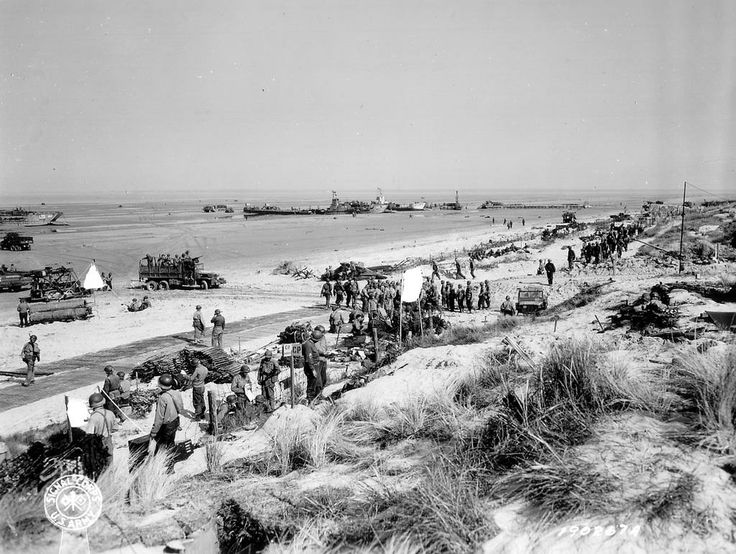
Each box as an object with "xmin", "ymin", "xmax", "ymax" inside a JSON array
[{"xmin": 576, "ymin": 222, "xmax": 641, "ymax": 267}]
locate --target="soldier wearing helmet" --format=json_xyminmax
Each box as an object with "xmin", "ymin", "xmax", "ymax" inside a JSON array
[
  {"xmin": 85, "ymin": 392, "xmax": 116, "ymax": 475},
  {"xmin": 257, "ymin": 350, "xmax": 280, "ymax": 412},
  {"xmin": 21, "ymin": 335, "xmax": 40, "ymax": 387},
  {"xmin": 302, "ymin": 325, "xmax": 328, "ymax": 403},
  {"xmin": 148, "ymin": 374, "xmax": 183, "ymax": 469},
  {"xmin": 211, "ymin": 309, "xmax": 226, "ymax": 348}
]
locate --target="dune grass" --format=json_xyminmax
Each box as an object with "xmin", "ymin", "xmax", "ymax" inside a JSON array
[
  {"xmin": 127, "ymin": 451, "xmax": 178, "ymax": 512},
  {"xmin": 412, "ymin": 318, "xmax": 518, "ymax": 348},
  {"xmin": 491, "ymin": 459, "xmax": 617, "ymax": 526},
  {"xmin": 668, "ymin": 346, "xmax": 736, "ymax": 454}
]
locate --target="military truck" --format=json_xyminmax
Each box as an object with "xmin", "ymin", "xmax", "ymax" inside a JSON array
[
  {"xmin": 515, "ymin": 285, "xmax": 548, "ymax": 314},
  {"xmin": 0, "ymin": 232, "xmax": 33, "ymax": 251},
  {"xmin": 138, "ymin": 256, "xmax": 226, "ymax": 290}
]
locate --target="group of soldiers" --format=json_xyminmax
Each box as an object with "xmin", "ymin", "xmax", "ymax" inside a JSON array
[
  {"xmin": 434, "ymin": 279, "xmax": 494, "ymax": 312},
  {"xmin": 144, "ymin": 250, "xmax": 195, "ymax": 268},
  {"xmin": 321, "ymin": 277, "xmax": 402, "ymax": 317},
  {"xmin": 578, "ymin": 224, "xmax": 637, "ymax": 265},
  {"xmin": 191, "ymin": 305, "xmax": 226, "ymax": 346}
]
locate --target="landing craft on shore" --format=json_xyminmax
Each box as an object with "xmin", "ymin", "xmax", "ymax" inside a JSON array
[{"xmin": 0, "ymin": 208, "xmax": 63, "ymax": 227}]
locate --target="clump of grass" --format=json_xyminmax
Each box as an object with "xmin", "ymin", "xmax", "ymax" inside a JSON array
[
  {"xmin": 339, "ymin": 454, "xmax": 495, "ymax": 553},
  {"xmin": 668, "ymin": 347, "xmax": 736, "ymax": 453},
  {"xmin": 413, "ymin": 319, "xmax": 518, "ymax": 348},
  {"xmin": 491, "ymin": 459, "xmax": 618, "ymax": 526},
  {"xmin": 128, "ymin": 451, "xmax": 178, "ymax": 512},
  {"xmin": 268, "ymin": 417, "xmax": 311, "ymax": 476},
  {"xmin": 453, "ymin": 350, "xmax": 519, "ymax": 409},
  {"xmin": 0, "ymin": 488, "xmax": 44, "ymax": 540},
  {"xmin": 206, "ymin": 437, "xmax": 225, "ymax": 473},
  {"xmin": 217, "ymin": 498, "xmax": 279, "ymax": 554},
  {"xmin": 539, "ymin": 339, "xmax": 610, "ymax": 412},
  {"xmin": 634, "ymin": 471, "xmax": 713, "ymax": 535},
  {"xmin": 345, "ymin": 389, "xmax": 470, "ymax": 446}
]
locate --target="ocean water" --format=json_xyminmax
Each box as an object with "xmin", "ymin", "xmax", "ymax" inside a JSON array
[{"xmin": 0, "ymin": 198, "xmax": 622, "ymax": 282}]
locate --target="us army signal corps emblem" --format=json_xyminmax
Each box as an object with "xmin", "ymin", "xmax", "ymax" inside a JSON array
[{"xmin": 44, "ymin": 474, "xmax": 102, "ymax": 553}]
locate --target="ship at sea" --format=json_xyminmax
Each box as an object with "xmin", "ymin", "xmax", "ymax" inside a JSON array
[{"xmin": 0, "ymin": 208, "xmax": 63, "ymax": 227}]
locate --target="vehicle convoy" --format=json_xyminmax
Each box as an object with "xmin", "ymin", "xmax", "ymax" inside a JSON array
[
  {"xmin": 0, "ymin": 232, "xmax": 33, "ymax": 251},
  {"xmin": 515, "ymin": 285, "xmax": 548, "ymax": 314},
  {"xmin": 139, "ymin": 256, "xmax": 226, "ymax": 290}
]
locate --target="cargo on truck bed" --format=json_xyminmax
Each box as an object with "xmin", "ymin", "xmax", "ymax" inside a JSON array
[{"xmin": 138, "ymin": 256, "xmax": 225, "ymax": 291}]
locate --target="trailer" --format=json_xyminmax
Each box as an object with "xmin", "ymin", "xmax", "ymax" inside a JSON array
[
  {"xmin": 138, "ymin": 256, "xmax": 226, "ymax": 291},
  {"xmin": 24, "ymin": 266, "xmax": 93, "ymax": 324}
]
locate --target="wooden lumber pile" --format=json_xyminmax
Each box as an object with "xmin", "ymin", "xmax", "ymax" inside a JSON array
[{"xmin": 133, "ymin": 347, "xmax": 241, "ymax": 384}]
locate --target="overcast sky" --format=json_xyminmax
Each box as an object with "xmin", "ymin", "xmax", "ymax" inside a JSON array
[{"xmin": 1, "ymin": 0, "xmax": 734, "ymax": 200}]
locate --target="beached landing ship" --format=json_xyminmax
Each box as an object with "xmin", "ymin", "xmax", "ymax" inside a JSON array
[
  {"xmin": 203, "ymin": 204, "xmax": 234, "ymax": 213},
  {"xmin": 0, "ymin": 208, "xmax": 63, "ymax": 227},
  {"xmin": 242, "ymin": 204, "xmax": 315, "ymax": 216}
]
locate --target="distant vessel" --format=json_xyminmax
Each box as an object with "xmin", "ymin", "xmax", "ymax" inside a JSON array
[
  {"xmin": 318, "ymin": 191, "xmax": 371, "ymax": 215},
  {"xmin": 479, "ymin": 200, "xmax": 505, "ymax": 209},
  {"xmin": 0, "ymin": 208, "xmax": 63, "ymax": 227},
  {"xmin": 370, "ymin": 188, "xmax": 389, "ymax": 213},
  {"xmin": 203, "ymin": 204, "xmax": 234, "ymax": 213},
  {"xmin": 243, "ymin": 203, "xmax": 314, "ymax": 216},
  {"xmin": 389, "ymin": 200, "xmax": 426, "ymax": 212}
]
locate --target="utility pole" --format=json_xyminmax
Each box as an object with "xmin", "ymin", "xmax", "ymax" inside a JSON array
[{"xmin": 678, "ymin": 181, "xmax": 687, "ymax": 274}]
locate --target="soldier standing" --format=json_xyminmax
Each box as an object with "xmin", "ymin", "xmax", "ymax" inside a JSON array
[
  {"xmin": 102, "ymin": 365, "xmax": 123, "ymax": 421},
  {"xmin": 211, "ymin": 309, "xmax": 225, "ymax": 348},
  {"xmin": 258, "ymin": 350, "xmax": 280, "ymax": 412},
  {"xmin": 302, "ymin": 325, "xmax": 328, "ymax": 404},
  {"xmin": 469, "ymin": 258, "xmax": 476, "ymax": 279},
  {"xmin": 192, "ymin": 305, "xmax": 205, "ymax": 344},
  {"xmin": 432, "ymin": 260, "xmax": 441, "ymax": 281},
  {"xmin": 190, "ymin": 361, "xmax": 209, "ymax": 420},
  {"xmin": 148, "ymin": 374, "xmax": 183, "ymax": 471},
  {"xmin": 545, "ymin": 259, "xmax": 556, "ymax": 286},
  {"xmin": 17, "ymin": 298, "xmax": 30, "ymax": 327},
  {"xmin": 85, "ymin": 392, "xmax": 116, "ymax": 476},
  {"xmin": 21, "ymin": 335, "xmax": 40, "ymax": 387},
  {"xmin": 321, "ymin": 281, "xmax": 333, "ymax": 308}
]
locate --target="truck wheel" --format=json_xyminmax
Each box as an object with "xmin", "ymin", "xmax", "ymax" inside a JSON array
[
  {"xmin": 146, "ymin": 281, "xmax": 157, "ymax": 291},
  {"xmin": 200, "ymin": 280, "xmax": 209, "ymax": 290},
  {"xmin": 158, "ymin": 280, "xmax": 170, "ymax": 291}
]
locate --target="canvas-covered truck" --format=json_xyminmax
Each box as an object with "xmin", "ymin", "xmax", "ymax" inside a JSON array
[
  {"xmin": 515, "ymin": 285, "xmax": 548, "ymax": 314},
  {"xmin": 138, "ymin": 256, "xmax": 226, "ymax": 291}
]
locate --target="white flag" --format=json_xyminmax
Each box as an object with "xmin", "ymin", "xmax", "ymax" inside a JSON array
[
  {"xmin": 400, "ymin": 267, "xmax": 424, "ymax": 303},
  {"xmin": 83, "ymin": 263, "xmax": 106, "ymax": 290}
]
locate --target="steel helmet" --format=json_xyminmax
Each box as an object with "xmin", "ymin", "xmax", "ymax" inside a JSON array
[
  {"xmin": 89, "ymin": 392, "xmax": 105, "ymax": 408},
  {"xmin": 264, "ymin": 350, "xmax": 273, "ymax": 358},
  {"xmin": 158, "ymin": 374, "xmax": 174, "ymax": 390}
]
